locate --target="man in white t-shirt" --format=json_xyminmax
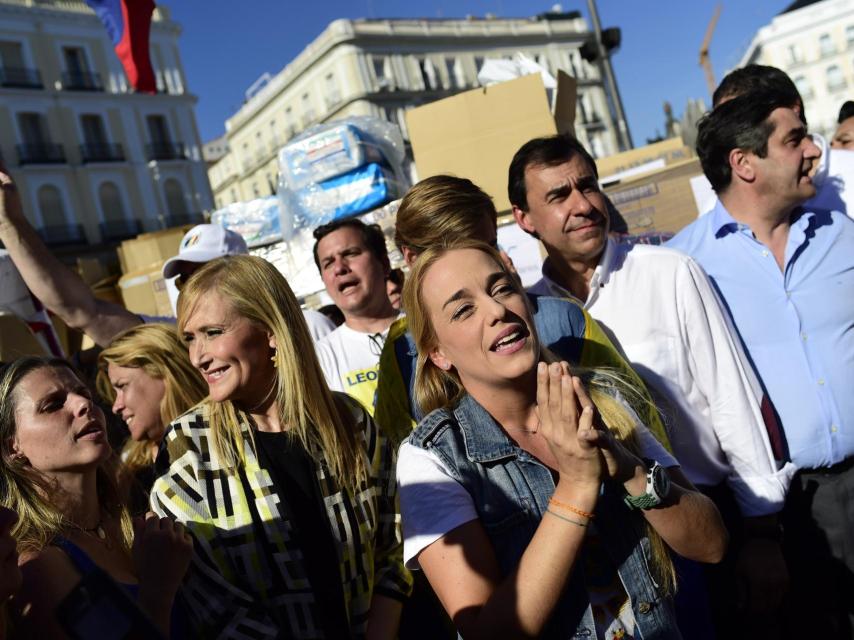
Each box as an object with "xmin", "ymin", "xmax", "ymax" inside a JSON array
[{"xmin": 312, "ymin": 218, "xmax": 399, "ymax": 413}]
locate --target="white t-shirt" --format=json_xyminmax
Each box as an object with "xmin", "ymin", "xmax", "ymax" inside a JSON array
[
  {"xmin": 315, "ymin": 321, "xmax": 394, "ymax": 413},
  {"xmin": 397, "ymin": 419, "xmax": 677, "ymax": 570}
]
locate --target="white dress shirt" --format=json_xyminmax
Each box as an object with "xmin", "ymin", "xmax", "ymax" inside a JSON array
[{"xmin": 529, "ymin": 238, "xmax": 795, "ymax": 516}]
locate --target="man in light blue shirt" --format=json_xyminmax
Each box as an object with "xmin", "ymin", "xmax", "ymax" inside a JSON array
[{"xmin": 669, "ymin": 87, "xmax": 854, "ymax": 638}]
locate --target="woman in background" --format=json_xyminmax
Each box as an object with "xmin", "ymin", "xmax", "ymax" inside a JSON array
[
  {"xmin": 96, "ymin": 324, "xmax": 207, "ymax": 514},
  {"xmin": 0, "ymin": 357, "xmax": 191, "ymax": 638}
]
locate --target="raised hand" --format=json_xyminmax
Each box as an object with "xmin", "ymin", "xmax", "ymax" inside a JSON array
[
  {"xmin": 132, "ymin": 512, "xmax": 193, "ymax": 597},
  {"xmin": 535, "ymin": 361, "xmax": 602, "ymax": 487}
]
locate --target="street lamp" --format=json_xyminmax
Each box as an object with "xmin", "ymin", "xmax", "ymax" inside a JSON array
[{"xmin": 580, "ymin": 0, "xmax": 633, "ymax": 151}]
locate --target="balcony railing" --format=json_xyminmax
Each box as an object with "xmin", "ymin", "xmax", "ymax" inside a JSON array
[
  {"xmin": 61, "ymin": 70, "xmax": 103, "ymax": 91},
  {"xmin": 16, "ymin": 143, "xmax": 66, "ymax": 164},
  {"xmin": 80, "ymin": 143, "xmax": 125, "ymax": 163},
  {"xmin": 100, "ymin": 218, "xmax": 142, "ymax": 241},
  {"xmin": 38, "ymin": 224, "xmax": 86, "ymax": 247},
  {"xmin": 0, "ymin": 67, "xmax": 43, "ymax": 89},
  {"xmin": 145, "ymin": 141, "xmax": 187, "ymax": 161}
]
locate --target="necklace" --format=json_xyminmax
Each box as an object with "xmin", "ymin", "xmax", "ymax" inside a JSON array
[{"xmin": 67, "ymin": 517, "xmax": 110, "ymax": 547}]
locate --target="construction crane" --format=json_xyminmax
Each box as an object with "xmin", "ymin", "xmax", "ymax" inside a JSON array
[{"xmin": 699, "ymin": 4, "xmax": 722, "ymax": 98}]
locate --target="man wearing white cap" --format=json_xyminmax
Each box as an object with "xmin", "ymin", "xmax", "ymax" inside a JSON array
[{"xmin": 0, "ymin": 166, "xmax": 333, "ymax": 347}]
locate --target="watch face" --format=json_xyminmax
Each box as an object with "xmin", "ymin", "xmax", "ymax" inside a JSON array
[{"xmin": 652, "ymin": 465, "xmax": 671, "ymax": 499}]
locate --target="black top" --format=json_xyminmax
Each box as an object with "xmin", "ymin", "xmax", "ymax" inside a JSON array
[{"xmin": 253, "ymin": 431, "xmax": 351, "ymax": 639}]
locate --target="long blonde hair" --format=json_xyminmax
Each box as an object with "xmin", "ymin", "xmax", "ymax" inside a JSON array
[
  {"xmin": 402, "ymin": 241, "xmax": 676, "ymax": 591},
  {"xmin": 177, "ymin": 255, "xmax": 367, "ymax": 491},
  {"xmin": 96, "ymin": 324, "xmax": 207, "ymax": 487},
  {"xmin": 0, "ymin": 358, "xmax": 132, "ymax": 555}
]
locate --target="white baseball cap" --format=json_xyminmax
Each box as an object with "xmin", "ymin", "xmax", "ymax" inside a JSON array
[{"xmin": 162, "ymin": 224, "xmax": 248, "ymax": 279}]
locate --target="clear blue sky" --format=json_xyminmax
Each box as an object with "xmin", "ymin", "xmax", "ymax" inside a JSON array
[{"xmin": 164, "ymin": 0, "xmax": 789, "ymax": 146}]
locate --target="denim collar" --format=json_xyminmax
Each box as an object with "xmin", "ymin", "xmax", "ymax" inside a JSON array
[{"xmin": 449, "ymin": 394, "xmax": 520, "ymax": 463}]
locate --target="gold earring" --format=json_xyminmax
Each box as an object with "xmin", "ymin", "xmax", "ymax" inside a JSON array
[{"xmin": 270, "ymin": 348, "xmax": 278, "ymax": 369}]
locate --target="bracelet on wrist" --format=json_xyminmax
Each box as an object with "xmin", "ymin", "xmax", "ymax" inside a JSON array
[
  {"xmin": 545, "ymin": 508, "xmax": 587, "ymax": 528},
  {"xmin": 549, "ymin": 497, "xmax": 595, "ymax": 520}
]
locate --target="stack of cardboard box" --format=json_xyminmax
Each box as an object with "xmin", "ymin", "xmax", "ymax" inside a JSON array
[{"xmin": 116, "ymin": 226, "xmax": 193, "ymax": 317}]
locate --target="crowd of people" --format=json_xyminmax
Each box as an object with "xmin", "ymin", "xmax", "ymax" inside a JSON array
[{"xmin": 0, "ymin": 63, "xmax": 850, "ymax": 640}]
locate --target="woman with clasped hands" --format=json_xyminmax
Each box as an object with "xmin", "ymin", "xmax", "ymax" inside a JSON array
[{"xmin": 397, "ymin": 241, "xmax": 727, "ymax": 639}]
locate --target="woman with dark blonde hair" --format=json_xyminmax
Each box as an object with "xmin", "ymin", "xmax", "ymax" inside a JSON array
[
  {"xmin": 96, "ymin": 323, "xmax": 207, "ymax": 513},
  {"xmin": 151, "ymin": 254, "xmax": 411, "ymax": 638},
  {"xmin": 0, "ymin": 357, "xmax": 191, "ymax": 638},
  {"xmin": 397, "ymin": 240, "xmax": 727, "ymax": 639}
]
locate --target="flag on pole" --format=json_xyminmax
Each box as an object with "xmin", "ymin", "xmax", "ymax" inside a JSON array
[{"xmin": 85, "ymin": 0, "xmax": 156, "ymax": 94}]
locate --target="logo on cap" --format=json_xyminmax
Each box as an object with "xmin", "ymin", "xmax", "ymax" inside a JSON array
[{"xmin": 183, "ymin": 233, "xmax": 202, "ymax": 248}]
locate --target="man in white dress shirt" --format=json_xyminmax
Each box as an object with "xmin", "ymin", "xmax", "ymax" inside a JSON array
[{"xmin": 509, "ymin": 133, "xmax": 795, "ymax": 637}]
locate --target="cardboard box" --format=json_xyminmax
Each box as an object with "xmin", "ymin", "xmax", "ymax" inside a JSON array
[
  {"xmin": 603, "ymin": 158, "xmax": 704, "ymax": 236},
  {"xmin": 118, "ymin": 263, "xmax": 173, "ymax": 317},
  {"xmin": 406, "ymin": 71, "xmax": 577, "ymax": 213},
  {"xmin": 596, "ymin": 137, "xmax": 692, "ymax": 180},
  {"xmin": 0, "ymin": 313, "xmax": 48, "ymax": 360},
  {"xmin": 118, "ymin": 225, "xmax": 194, "ymax": 275}
]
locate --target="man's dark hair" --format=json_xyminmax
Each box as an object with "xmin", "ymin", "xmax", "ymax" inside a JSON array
[
  {"xmin": 838, "ymin": 100, "xmax": 854, "ymax": 123},
  {"xmin": 713, "ymin": 64, "xmax": 806, "ymax": 127},
  {"xmin": 312, "ymin": 218, "xmax": 390, "ymax": 272},
  {"xmin": 508, "ymin": 134, "xmax": 598, "ymax": 211},
  {"xmin": 697, "ymin": 89, "xmax": 801, "ymax": 193}
]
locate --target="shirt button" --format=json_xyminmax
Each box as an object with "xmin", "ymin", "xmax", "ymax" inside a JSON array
[
  {"xmin": 831, "ymin": 425, "xmax": 838, "ymax": 433},
  {"xmin": 761, "ymin": 250, "xmax": 769, "ymax": 257},
  {"xmin": 818, "ymin": 378, "xmax": 825, "ymax": 385},
  {"xmin": 785, "ymin": 291, "xmax": 791, "ymax": 298},
  {"xmin": 801, "ymin": 332, "xmax": 808, "ymax": 341}
]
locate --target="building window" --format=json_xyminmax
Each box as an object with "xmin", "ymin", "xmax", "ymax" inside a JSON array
[
  {"xmin": 445, "ymin": 57, "xmax": 463, "ymax": 89},
  {"xmin": 164, "ymin": 178, "xmax": 189, "ymax": 217},
  {"xmin": 0, "ymin": 41, "xmax": 41, "ymax": 88},
  {"xmin": 98, "ymin": 181, "xmax": 126, "ymax": 222},
  {"xmin": 788, "ymin": 44, "xmax": 804, "ymax": 65},
  {"xmin": 81, "ymin": 114, "xmax": 108, "ymax": 145},
  {"xmin": 847, "ymin": 25, "xmax": 854, "ymax": 48},
  {"xmin": 820, "ymin": 33, "xmax": 835, "ymax": 57},
  {"xmin": 373, "ymin": 56, "xmax": 393, "ymax": 91},
  {"xmin": 18, "ymin": 112, "xmax": 48, "ymax": 145},
  {"xmin": 418, "ymin": 57, "xmax": 437, "ymax": 90},
  {"xmin": 269, "ymin": 120, "xmax": 279, "ymax": 152},
  {"xmin": 37, "ymin": 184, "xmax": 66, "ymax": 228},
  {"xmin": 793, "ymin": 75, "xmax": 813, "ymax": 99},
  {"xmin": 301, "ymin": 93, "xmax": 314, "ymax": 127},
  {"xmin": 284, "ymin": 107, "xmax": 295, "ymax": 139},
  {"xmin": 827, "ymin": 65, "xmax": 846, "ymax": 92},
  {"xmin": 325, "ymin": 72, "xmax": 341, "ymax": 109}
]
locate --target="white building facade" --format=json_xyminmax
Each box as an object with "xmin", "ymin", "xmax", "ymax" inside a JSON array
[
  {"xmin": 0, "ymin": 0, "xmax": 213, "ymax": 247},
  {"xmin": 210, "ymin": 12, "xmax": 628, "ymax": 208},
  {"xmin": 739, "ymin": 0, "xmax": 854, "ymax": 139}
]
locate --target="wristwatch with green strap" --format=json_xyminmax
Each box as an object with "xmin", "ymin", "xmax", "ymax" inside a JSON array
[{"xmin": 624, "ymin": 458, "xmax": 671, "ymax": 510}]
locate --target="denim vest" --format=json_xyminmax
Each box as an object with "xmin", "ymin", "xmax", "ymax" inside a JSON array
[{"xmin": 409, "ymin": 394, "xmax": 682, "ymax": 639}]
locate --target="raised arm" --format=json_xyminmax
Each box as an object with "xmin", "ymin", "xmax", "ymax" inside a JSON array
[{"xmin": 0, "ymin": 165, "xmax": 141, "ymax": 347}]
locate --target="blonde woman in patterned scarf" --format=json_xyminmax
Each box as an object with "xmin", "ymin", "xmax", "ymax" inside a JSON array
[{"xmin": 151, "ymin": 254, "xmax": 411, "ymax": 639}]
